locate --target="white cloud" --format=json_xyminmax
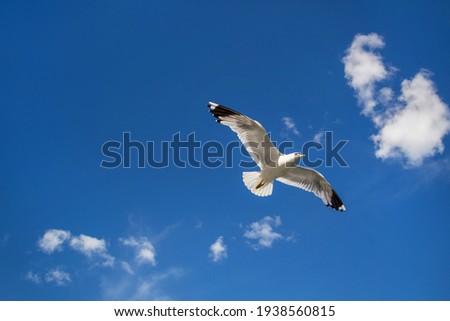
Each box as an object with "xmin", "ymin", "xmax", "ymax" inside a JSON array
[
  {"xmin": 25, "ymin": 271, "xmax": 41, "ymax": 284},
  {"xmin": 372, "ymin": 71, "xmax": 450, "ymax": 166},
  {"xmin": 343, "ymin": 33, "xmax": 450, "ymax": 166},
  {"xmin": 69, "ymin": 234, "xmax": 106, "ymax": 255},
  {"xmin": 343, "ymin": 33, "xmax": 389, "ymax": 116},
  {"xmin": 37, "ymin": 229, "xmax": 115, "ymax": 266},
  {"xmin": 69, "ymin": 234, "xmax": 115, "ymax": 267},
  {"xmin": 38, "ymin": 229, "xmax": 71, "ymax": 254},
  {"xmin": 120, "ymin": 236, "xmax": 157, "ymax": 266},
  {"xmin": 209, "ymin": 236, "xmax": 228, "ymax": 263},
  {"xmin": 45, "ymin": 268, "xmax": 71, "ymax": 286},
  {"xmin": 282, "ymin": 117, "xmax": 300, "ymax": 136},
  {"xmin": 243, "ymin": 216, "xmax": 283, "ymax": 249}
]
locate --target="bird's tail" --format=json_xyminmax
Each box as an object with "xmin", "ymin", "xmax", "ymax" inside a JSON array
[{"xmin": 242, "ymin": 171, "xmax": 274, "ymax": 197}]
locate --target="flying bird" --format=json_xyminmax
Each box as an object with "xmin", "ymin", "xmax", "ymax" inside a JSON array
[{"xmin": 208, "ymin": 102, "xmax": 346, "ymax": 212}]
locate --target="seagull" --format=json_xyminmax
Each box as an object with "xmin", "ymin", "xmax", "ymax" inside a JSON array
[{"xmin": 208, "ymin": 102, "xmax": 346, "ymax": 212}]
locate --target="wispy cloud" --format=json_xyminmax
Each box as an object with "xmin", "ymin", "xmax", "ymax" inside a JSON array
[
  {"xmin": 24, "ymin": 271, "xmax": 41, "ymax": 284},
  {"xmin": 282, "ymin": 117, "xmax": 300, "ymax": 136},
  {"xmin": 378, "ymin": 87, "xmax": 393, "ymax": 106},
  {"xmin": 120, "ymin": 261, "xmax": 134, "ymax": 275},
  {"xmin": 343, "ymin": 33, "xmax": 450, "ymax": 166},
  {"xmin": 195, "ymin": 220, "xmax": 203, "ymax": 229},
  {"xmin": 313, "ymin": 131, "xmax": 324, "ymax": 143},
  {"xmin": 45, "ymin": 268, "xmax": 71, "ymax": 286},
  {"xmin": 38, "ymin": 229, "xmax": 71, "ymax": 254},
  {"xmin": 120, "ymin": 236, "xmax": 157, "ymax": 266},
  {"xmin": 131, "ymin": 268, "xmax": 184, "ymax": 300},
  {"xmin": 243, "ymin": 216, "xmax": 284, "ymax": 250},
  {"xmin": 100, "ymin": 267, "xmax": 184, "ymax": 300},
  {"xmin": 0, "ymin": 233, "xmax": 10, "ymax": 246},
  {"xmin": 209, "ymin": 236, "xmax": 228, "ymax": 263}
]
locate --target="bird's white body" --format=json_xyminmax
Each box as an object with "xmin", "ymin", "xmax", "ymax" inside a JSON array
[{"xmin": 242, "ymin": 153, "xmax": 303, "ymax": 197}]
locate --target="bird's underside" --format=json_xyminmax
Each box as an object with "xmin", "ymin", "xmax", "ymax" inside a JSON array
[{"xmin": 208, "ymin": 101, "xmax": 346, "ymax": 212}]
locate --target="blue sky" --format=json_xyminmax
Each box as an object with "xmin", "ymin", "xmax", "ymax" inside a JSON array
[{"xmin": 1, "ymin": 0, "xmax": 450, "ymax": 300}]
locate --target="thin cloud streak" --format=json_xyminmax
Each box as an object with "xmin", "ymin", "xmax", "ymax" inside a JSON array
[{"xmin": 282, "ymin": 117, "xmax": 300, "ymax": 136}]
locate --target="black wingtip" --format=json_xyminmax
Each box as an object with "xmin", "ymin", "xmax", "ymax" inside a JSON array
[
  {"xmin": 207, "ymin": 102, "xmax": 242, "ymax": 120},
  {"xmin": 328, "ymin": 188, "xmax": 346, "ymax": 212}
]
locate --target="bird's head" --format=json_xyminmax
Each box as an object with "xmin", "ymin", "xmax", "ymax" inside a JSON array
[
  {"xmin": 293, "ymin": 152, "xmax": 305, "ymax": 162},
  {"xmin": 283, "ymin": 152, "xmax": 305, "ymax": 167}
]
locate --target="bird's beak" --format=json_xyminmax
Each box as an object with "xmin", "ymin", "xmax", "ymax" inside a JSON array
[{"xmin": 299, "ymin": 154, "xmax": 305, "ymax": 158}]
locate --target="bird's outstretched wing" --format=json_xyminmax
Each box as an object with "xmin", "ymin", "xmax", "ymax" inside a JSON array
[
  {"xmin": 276, "ymin": 166, "xmax": 346, "ymax": 211},
  {"xmin": 208, "ymin": 102, "xmax": 280, "ymax": 169}
]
